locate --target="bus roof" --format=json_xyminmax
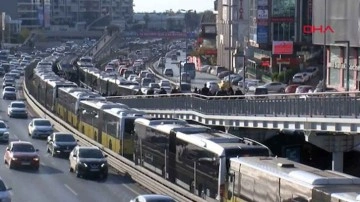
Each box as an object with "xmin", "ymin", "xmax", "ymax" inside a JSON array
[
  {"xmin": 80, "ymin": 100, "xmax": 129, "ymax": 110},
  {"xmin": 135, "ymin": 118, "xmax": 187, "ymax": 126},
  {"xmin": 104, "ymin": 108, "xmax": 146, "ymax": 118},
  {"xmin": 230, "ymin": 157, "xmax": 360, "ymax": 186}
]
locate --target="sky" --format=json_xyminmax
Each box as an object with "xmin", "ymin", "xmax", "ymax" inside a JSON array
[{"xmin": 133, "ymin": 0, "xmax": 214, "ymax": 13}]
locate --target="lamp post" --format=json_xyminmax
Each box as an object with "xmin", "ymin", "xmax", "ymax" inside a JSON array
[
  {"xmin": 335, "ymin": 40, "xmax": 350, "ymax": 91},
  {"xmin": 322, "ymin": 0, "xmax": 327, "ymax": 90},
  {"xmin": 180, "ymin": 9, "xmax": 193, "ymax": 63}
]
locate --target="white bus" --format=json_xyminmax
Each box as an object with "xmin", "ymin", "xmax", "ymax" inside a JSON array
[{"xmin": 134, "ymin": 118, "xmax": 271, "ymax": 201}]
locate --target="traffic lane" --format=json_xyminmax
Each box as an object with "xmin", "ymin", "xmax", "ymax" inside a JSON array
[{"xmin": 0, "ymin": 96, "xmax": 150, "ymax": 201}]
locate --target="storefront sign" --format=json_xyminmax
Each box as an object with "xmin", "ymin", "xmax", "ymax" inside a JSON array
[
  {"xmin": 272, "ymin": 41, "xmax": 293, "ymax": 55},
  {"xmin": 303, "ymin": 25, "xmax": 335, "ymax": 34}
]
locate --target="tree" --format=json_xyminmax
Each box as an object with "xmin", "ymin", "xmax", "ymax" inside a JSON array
[
  {"xmin": 19, "ymin": 28, "xmax": 30, "ymax": 43},
  {"xmin": 143, "ymin": 13, "xmax": 150, "ymax": 29}
]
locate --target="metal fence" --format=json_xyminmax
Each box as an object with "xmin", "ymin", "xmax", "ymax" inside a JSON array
[{"xmin": 107, "ymin": 93, "xmax": 360, "ymax": 118}]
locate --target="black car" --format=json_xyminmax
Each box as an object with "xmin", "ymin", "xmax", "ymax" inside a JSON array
[
  {"xmin": 69, "ymin": 146, "xmax": 108, "ymax": 179},
  {"xmin": 47, "ymin": 132, "xmax": 78, "ymax": 157}
]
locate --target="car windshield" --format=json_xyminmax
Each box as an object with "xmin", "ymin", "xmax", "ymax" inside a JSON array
[
  {"xmin": 34, "ymin": 120, "xmax": 51, "ymax": 126},
  {"xmin": 0, "ymin": 122, "xmax": 6, "ymax": 128},
  {"xmin": 0, "ymin": 180, "xmax": 6, "ymax": 192},
  {"xmin": 79, "ymin": 149, "xmax": 104, "ymax": 158},
  {"xmin": 55, "ymin": 134, "xmax": 75, "ymax": 142},
  {"xmin": 161, "ymin": 81, "xmax": 170, "ymax": 86},
  {"xmin": 11, "ymin": 103, "xmax": 25, "ymax": 108},
  {"xmin": 150, "ymin": 83, "xmax": 160, "ymax": 88},
  {"xmin": 5, "ymin": 88, "xmax": 15, "ymax": 92},
  {"xmin": 12, "ymin": 143, "xmax": 35, "ymax": 152}
]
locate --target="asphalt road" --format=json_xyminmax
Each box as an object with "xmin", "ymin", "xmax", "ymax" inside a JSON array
[
  {"xmin": 0, "ymin": 79, "xmax": 150, "ymax": 202},
  {"xmin": 154, "ymin": 50, "xmax": 220, "ymax": 89}
]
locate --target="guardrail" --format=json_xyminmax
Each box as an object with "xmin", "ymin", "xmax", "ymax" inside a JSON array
[
  {"xmin": 23, "ymin": 69, "xmax": 206, "ymax": 202},
  {"xmin": 106, "ymin": 92, "xmax": 360, "ymax": 118}
]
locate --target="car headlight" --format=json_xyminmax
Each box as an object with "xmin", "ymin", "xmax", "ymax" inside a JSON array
[
  {"xmin": 80, "ymin": 162, "xmax": 88, "ymax": 167},
  {"xmin": 3, "ymin": 132, "xmax": 9, "ymax": 137},
  {"xmin": 33, "ymin": 157, "xmax": 39, "ymax": 161},
  {"xmin": 101, "ymin": 163, "xmax": 107, "ymax": 167}
]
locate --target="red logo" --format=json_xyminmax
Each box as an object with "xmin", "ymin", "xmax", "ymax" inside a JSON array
[{"xmin": 303, "ymin": 25, "xmax": 335, "ymax": 34}]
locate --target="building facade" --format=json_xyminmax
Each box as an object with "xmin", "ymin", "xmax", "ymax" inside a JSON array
[
  {"xmin": 313, "ymin": 0, "xmax": 360, "ymax": 91},
  {"xmin": 17, "ymin": 0, "xmax": 50, "ymax": 29},
  {"xmin": 215, "ymin": 0, "xmax": 249, "ymax": 72},
  {"xmin": 50, "ymin": 0, "xmax": 133, "ymax": 26}
]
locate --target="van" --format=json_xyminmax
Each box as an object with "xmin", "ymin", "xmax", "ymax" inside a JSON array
[{"xmin": 163, "ymin": 68, "xmax": 173, "ymax": 77}]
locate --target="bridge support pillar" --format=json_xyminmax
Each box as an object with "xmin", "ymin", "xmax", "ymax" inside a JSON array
[
  {"xmin": 332, "ymin": 151, "xmax": 344, "ymax": 172},
  {"xmin": 305, "ymin": 131, "xmax": 360, "ymax": 172}
]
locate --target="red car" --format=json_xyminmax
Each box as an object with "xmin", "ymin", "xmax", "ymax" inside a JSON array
[
  {"xmin": 4, "ymin": 141, "xmax": 40, "ymax": 170},
  {"xmin": 285, "ymin": 84, "xmax": 300, "ymax": 94}
]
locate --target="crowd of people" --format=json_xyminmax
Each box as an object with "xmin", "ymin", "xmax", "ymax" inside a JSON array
[{"xmin": 135, "ymin": 83, "xmax": 245, "ymax": 97}]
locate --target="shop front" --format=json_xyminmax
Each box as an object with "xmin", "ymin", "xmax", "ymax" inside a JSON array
[{"xmin": 327, "ymin": 46, "xmax": 359, "ymax": 91}]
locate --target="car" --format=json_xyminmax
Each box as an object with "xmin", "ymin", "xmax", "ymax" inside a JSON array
[
  {"xmin": 0, "ymin": 121, "xmax": 9, "ymax": 143},
  {"xmin": 159, "ymin": 80, "xmax": 172, "ymax": 93},
  {"xmin": 4, "ymin": 141, "xmax": 40, "ymax": 170},
  {"xmin": 2, "ymin": 78, "xmax": 15, "ymax": 89},
  {"xmin": 292, "ymin": 73, "xmax": 310, "ymax": 83},
  {"xmin": 8, "ymin": 101, "xmax": 28, "ymax": 118},
  {"xmin": 305, "ymin": 66, "xmax": 319, "ymax": 78},
  {"xmin": 2, "ymin": 87, "xmax": 16, "ymax": 100},
  {"xmin": 47, "ymin": 132, "xmax": 78, "ymax": 157},
  {"xmin": 0, "ymin": 178, "xmax": 12, "ymax": 201},
  {"xmin": 285, "ymin": 84, "xmax": 300, "ymax": 94},
  {"xmin": 69, "ymin": 146, "xmax": 108, "ymax": 179},
  {"xmin": 258, "ymin": 82, "xmax": 287, "ymax": 93},
  {"xmin": 163, "ymin": 68, "xmax": 173, "ymax": 77},
  {"xmin": 28, "ymin": 118, "xmax": 54, "ymax": 139},
  {"xmin": 130, "ymin": 194, "xmax": 176, "ymax": 202}
]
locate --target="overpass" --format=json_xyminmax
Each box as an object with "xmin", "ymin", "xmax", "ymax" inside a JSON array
[
  {"xmin": 123, "ymin": 31, "xmax": 197, "ymax": 39},
  {"xmin": 107, "ymin": 92, "xmax": 360, "ymax": 172},
  {"xmin": 41, "ymin": 30, "xmax": 104, "ymax": 39}
]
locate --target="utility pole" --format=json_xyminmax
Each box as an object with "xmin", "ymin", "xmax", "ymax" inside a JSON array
[
  {"xmin": 1, "ymin": 12, "xmax": 5, "ymax": 49},
  {"xmin": 226, "ymin": 0, "xmax": 233, "ymax": 86},
  {"xmin": 322, "ymin": 0, "xmax": 327, "ymax": 90}
]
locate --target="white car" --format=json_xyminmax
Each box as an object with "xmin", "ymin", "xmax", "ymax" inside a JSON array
[
  {"xmin": 259, "ymin": 82, "xmax": 287, "ymax": 93},
  {"xmin": 292, "ymin": 73, "xmax": 310, "ymax": 83},
  {"xmin": 0, "ymin": 121, "xmax": 9, "ymax": 143},
  {"xmin": 2, "ymin": 87, "xmax": 16, "ymax": 100},
  {"xmin": 8, "ymin": 101, "xmax": 28, "ymax": 118},
  {"xmin": 28, "ymin": 118, "xmax": 54, "ymax": 139},
  {"xmin": 305, "ymin": 66, "xmax": 319, "ymax": 78}
]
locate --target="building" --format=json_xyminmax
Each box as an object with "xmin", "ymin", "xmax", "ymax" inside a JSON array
[
  {"xmin": 0, "ymin": 0, "xmax": 18, "ymax": 19},
  {"xmin": 313, "ymin": 0, "xmax": 360, "ymax": 91},
  {"xmin": 216, "ymin": 0, "xmax": 319, "ymax": 81},
  {"xmin": 51, "ymin": 0, "xmax": 133, "ymax": 26},
  {"xmin": 0, "ymin": 14, "xmax": 22, "ymax": 44},
  {"xmin": 16, "ymin": 0, "xmax": 50, "ymax": 29},
  {"xmin": 215, "ymin": 0, "xmax": 249, "ymax": 73},
  {"xmin": 132, "ymin": 13, "xmax": 185, "ymax": 31}
]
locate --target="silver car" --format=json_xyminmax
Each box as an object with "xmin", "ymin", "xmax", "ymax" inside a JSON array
[
  {"xmin": 8, "ymin": 101, "xmax": 28, "ymax": 118},
  {"xmin": 28, "ymin": 118, "xmax": 54, "ymax": 139},
  {"xmin": 0, "ymin": 121, "xmax": 9, "ymax": 143},
  {"xmin": 0, "ymin": 178, "xmax": 12, "ymax": 202}
]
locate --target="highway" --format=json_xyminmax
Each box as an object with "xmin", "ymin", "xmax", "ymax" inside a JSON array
[
  {"xmin": 153, "ymin": 50, "xmax": 220, "ymax": 89},
  {"xmin": 0, "ymin": 79, "xmax": 150, "ymax": 202}
]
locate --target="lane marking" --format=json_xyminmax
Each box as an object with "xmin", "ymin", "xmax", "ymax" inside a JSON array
[
  {"xmin": 123, "ymin": 184, "xmax": 141, "ymax": 196},
  {"xmin": 64, "ymin": 184, "xmax": 78, "ymax": 196}
]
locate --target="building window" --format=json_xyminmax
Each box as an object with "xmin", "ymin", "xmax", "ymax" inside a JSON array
[
  {"xmin": 272, "ymin": 22, "xmax": 295, "ymax": 41},
  {"xmin": 271, "ymin": 0, "xmax": 296, "ymax": 17},
  {"xmin": 329, "ymin": 46, "xmax": 341, "ymax": 86}
]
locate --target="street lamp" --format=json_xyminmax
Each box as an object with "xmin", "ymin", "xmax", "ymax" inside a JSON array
[
  {"xmin": 334, "ymin": 40, "xmax": 350, "ymax": 91},
  {"xmin": 180, "ymin": 9, "xmax": 193, "ymax": 63}
]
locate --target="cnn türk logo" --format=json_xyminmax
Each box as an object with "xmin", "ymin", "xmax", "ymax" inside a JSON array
[{"xmin": 303, "ymin": 25, "xmax": 335, "ymax": 34}]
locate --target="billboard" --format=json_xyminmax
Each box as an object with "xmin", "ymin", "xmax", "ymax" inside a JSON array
[
  {"xmin": 256, "ymin": 0, "xmax": 268, "ymax": 44},
  {"xmin": 312, "ymin": 0, "xmax": 360, "ymax": 46},
  {"xmin": 257, "ymin": 26, "xmax": 268, "ymax": 43},
  {"xmin": 272, "ymin": 41, "xmax": 293, "ymax": 55}
]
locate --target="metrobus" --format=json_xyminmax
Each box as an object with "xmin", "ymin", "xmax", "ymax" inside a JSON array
[
  {"xmin": 133, "ymin": 118, "xmax": 271, "ymax": 201},
  {"xmin": 226, "ymin": 156, "xmax": 360, "ymax": 202},
  {"xmin": 181, "ymin": 62, "xmax": 196, "ymax": 79}
]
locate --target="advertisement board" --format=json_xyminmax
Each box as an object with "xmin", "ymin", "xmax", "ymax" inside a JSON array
[
  {"xmin": 257, "ymin": 26, "xmax": 268, "ymax": 43},
  {"xmin": 272, "ymin": 41, "xmax": 293, "ymax": 55}
]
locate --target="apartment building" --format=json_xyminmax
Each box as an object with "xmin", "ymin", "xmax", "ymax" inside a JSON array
[
  {"xmin": 17, "ymin": 0, "xmax": 51, "ymax": 29},
  {"xmin": 51, "ymin": 0, "xmax": 133, "ymax": 25}
]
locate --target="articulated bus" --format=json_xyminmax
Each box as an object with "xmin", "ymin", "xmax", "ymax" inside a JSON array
[
  {"xmin": 45, "ymin": 80, "xmax": 77, "ymax": 111},
  {"xmin": 77, "ymin": 100, "xmax": 129, "ymax": 145},
  {"xmin": 102, "ymin": 108, "xmax": 147, "ymax": 159},
  {"xmin": 226, "ymin": 157, "xmax": 360, "ymax": 202},
  {"xmin": 134, "ymin": 118, "xmax": 271, "ymax": 201}
]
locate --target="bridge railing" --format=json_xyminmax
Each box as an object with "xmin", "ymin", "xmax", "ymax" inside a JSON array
[{"xmin": 106, "ymin": 91, "xmax": 360, "ymax": 118}]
